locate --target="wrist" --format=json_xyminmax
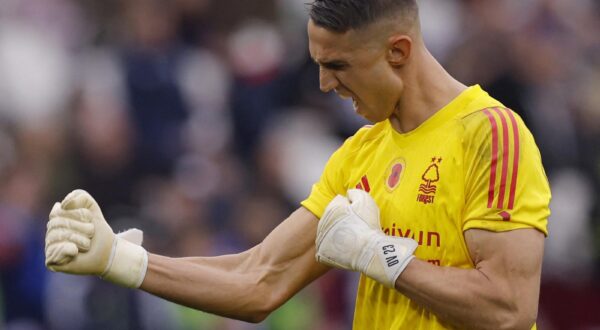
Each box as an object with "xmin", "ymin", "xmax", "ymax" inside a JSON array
[
  {"xmin": 102, "ymin": 236, "xmax": 148, "ymax": 288},
  {"xmin": 363, "ymin": 233, "xmax": 418, "ymax": 288}
]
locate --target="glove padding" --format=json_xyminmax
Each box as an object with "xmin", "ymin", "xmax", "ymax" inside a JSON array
[
  {"xmin": 315, "ymin": 189, "xmax": 418, "ymax": 288},
  {"xmin": 45, "ymin": 189, "xmax": 148, "ymax": 288}
]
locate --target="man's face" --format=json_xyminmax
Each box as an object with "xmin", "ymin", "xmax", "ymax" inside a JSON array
[{"xmin": 307, "ymin": 19, "xmax": 401, "ymax": 123}]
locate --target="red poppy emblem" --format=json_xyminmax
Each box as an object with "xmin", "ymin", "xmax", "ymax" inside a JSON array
[{"xmin": 387, "ymin": 163, "xmax": 403, "ymax": 189}]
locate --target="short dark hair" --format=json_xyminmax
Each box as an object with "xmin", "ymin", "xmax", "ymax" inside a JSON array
[{"xmin": 308, "ymin": 0, "xmax": 418, "ymax": 33}]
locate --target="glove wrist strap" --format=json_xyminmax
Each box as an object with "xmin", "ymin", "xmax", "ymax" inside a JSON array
[
  {"xmin": 370, "ymin": 235, "xmax": 418, "ymax": 288},
  {"xmin": 102, "ymin": 238, "xmax": 148, "ymax": 288}
]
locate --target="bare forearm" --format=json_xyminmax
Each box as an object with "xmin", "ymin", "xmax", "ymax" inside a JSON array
[
  {"xmin": 141, "ymin": 253, "xmax": 273, "ymax": 322},
  {"xmin": 139, "ymin": 208, "xmax": 328, "ymax": 323},
  {"xmin": 395, "ymin": 259, "xmax": 537, "ymax": 330}
]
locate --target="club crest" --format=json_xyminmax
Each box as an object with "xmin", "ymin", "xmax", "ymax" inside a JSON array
[{"xmin": 417, "ymin": 157, "xmax": 442, "ymax": 204}]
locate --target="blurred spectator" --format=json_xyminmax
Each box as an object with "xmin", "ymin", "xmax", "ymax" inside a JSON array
[
  {"xmin": 120, "ymin": 0, "xmax": 190, "ymax": 179},
  {"xmin": 0, "ymin": 160, "xmax": 50, "ymax": 329}
]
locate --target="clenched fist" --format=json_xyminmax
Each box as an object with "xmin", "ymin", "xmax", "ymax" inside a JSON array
[
  {"xmin": 45, "ymin": 189, "xmax": 148, "ymax": 288},
  {"xmin": 315, "ymin": 189, "xmax": 418, "ymax": 288}
]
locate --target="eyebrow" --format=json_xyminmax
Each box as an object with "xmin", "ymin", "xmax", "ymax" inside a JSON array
[{"xmin": 312, "ymin": 58, "xmax": 350, "ymax": 70}]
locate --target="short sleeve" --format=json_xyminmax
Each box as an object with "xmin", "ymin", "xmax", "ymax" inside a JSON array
[
  {"xmin": 462, "ymin": 108, "xmax": 551, "ymax": 235},
  {"xmin": 300, "ymin": 139, "xmax": 351, "ymax": 219}
]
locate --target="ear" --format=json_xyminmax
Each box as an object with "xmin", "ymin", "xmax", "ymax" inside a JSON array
[{"xmin": 386, "ymin": 35, "xmax": 412, "ymax": 67}]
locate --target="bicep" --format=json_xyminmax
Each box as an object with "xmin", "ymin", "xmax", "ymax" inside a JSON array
[
  {"xmin": 248, "ymin": 207, "xmax": 330, "ymax": 308},
  {"xmin": 465, "ymin": 228, "xmax": 544, "ymax": 315}
]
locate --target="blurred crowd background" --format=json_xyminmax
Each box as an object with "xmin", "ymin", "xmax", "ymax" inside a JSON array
[{"xmin": 0, "ymin": 0, "xmax": 598, "ymax": 329}]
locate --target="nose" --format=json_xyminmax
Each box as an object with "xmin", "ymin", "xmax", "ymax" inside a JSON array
[{"xmin": 319, "ymin": 67, "xmax": 338, "ymax": 93}]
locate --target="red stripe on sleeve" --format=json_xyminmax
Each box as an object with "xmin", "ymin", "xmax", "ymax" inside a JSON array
[
  {"xmin": 483, "ymin": 109, "xmax": 499, "ymax": 209},
  {"xmin": 493, "ymin": 107, "xmax": 510, "ymax": 209},
  {"xmin": 505, "ymin": 109, "xmax": 520, "ymax": 209},
  {"xmin": 361, "ymin": 175, "xmax": 371, "ymax": 193}
]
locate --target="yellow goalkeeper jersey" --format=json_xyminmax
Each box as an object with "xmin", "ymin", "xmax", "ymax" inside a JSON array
[{"xmin": 301, "ymin": 85, "xmax": 551, "ymax": 329}]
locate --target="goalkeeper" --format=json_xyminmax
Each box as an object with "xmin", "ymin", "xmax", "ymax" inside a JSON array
[{"xmin": 45, "ymin": 0, "xmax": 551, "ymax": 329}]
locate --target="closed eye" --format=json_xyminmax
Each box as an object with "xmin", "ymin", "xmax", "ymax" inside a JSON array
[
  {"xmin": 321, "ymin": 61, "xmax": 348, "ymax": 71},
  {"xmin": 312, "ymin": 57, "xmax": 349, "ymax": 71}
]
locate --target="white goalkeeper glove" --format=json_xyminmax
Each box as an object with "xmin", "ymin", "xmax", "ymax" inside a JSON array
[
  {"xmin": 45, "ymin": 189, "xmax": 148, "ymax": 288},
  {"xmin": 315, "ymin": 189, "xmax": 418, "ymax": 288}
]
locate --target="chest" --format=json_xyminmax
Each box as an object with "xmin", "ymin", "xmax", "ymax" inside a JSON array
[{"xmin": 345, "ymin": 130, "xmax": 472, "ymax": 266}]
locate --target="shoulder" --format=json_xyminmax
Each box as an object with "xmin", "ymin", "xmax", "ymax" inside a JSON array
[
  {"xmin": 452, "ymin": 86, "xmax": 526, "ymax": 141},
  {"xmin": 459, "ymin": 107, "xmax": 530, "ymax": 146}
]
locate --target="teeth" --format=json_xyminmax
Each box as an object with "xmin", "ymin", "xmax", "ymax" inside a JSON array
[{"xmin": 352, "ymin": 99, "xmax": 358, "ymax": 110}]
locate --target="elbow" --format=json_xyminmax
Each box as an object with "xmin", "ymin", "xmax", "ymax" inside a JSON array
[
  {"xmin": 242, "ymin": 282, "xmax": 288, "ymax": 323},
  {"xmin": 243, "ymin": 311, "xmax": 270, "ymax": 324},
  {"xmin": 243, "ymin": 295, "xmax": 283, "ymax": 323},
  {"xmin": 494, "ymin": 303, "xmax": 537, "ymax": 330},
  {"xmin": 501, "ymin": 312, "xmax": 537, "ymax": 330},
  {"xmin": 471, "ymin": 289, "xmax": 537, "ymax": 330},
  {"xmin": 496, "ymin": 315, "xmax": 536, "ymax": 330},
  {"xmin": 233, "ymin": 301, "xmax": 273, "ymax": 324},
  {"xmin": 248, "ymin": 291, "xmax": 284, "ymax": 323}
]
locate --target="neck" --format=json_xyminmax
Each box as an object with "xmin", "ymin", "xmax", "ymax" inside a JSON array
[{"xmin": 389, "ymin": 47, "xmax": 467, "ymax": 133}]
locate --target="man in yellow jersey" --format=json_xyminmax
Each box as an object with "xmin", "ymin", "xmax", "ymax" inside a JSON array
[{"xmin": 43, "ymin": 0, "xmax": 550, "ymax": 329}]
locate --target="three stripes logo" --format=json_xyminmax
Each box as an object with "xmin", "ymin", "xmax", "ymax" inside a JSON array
[
  {"xmin": 355, "ymin": 175, "xmax": 371, "ymax": 192},
  {"xmin": 482, "ymin": 107, "xmax": 520, "ymax": 221}
]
